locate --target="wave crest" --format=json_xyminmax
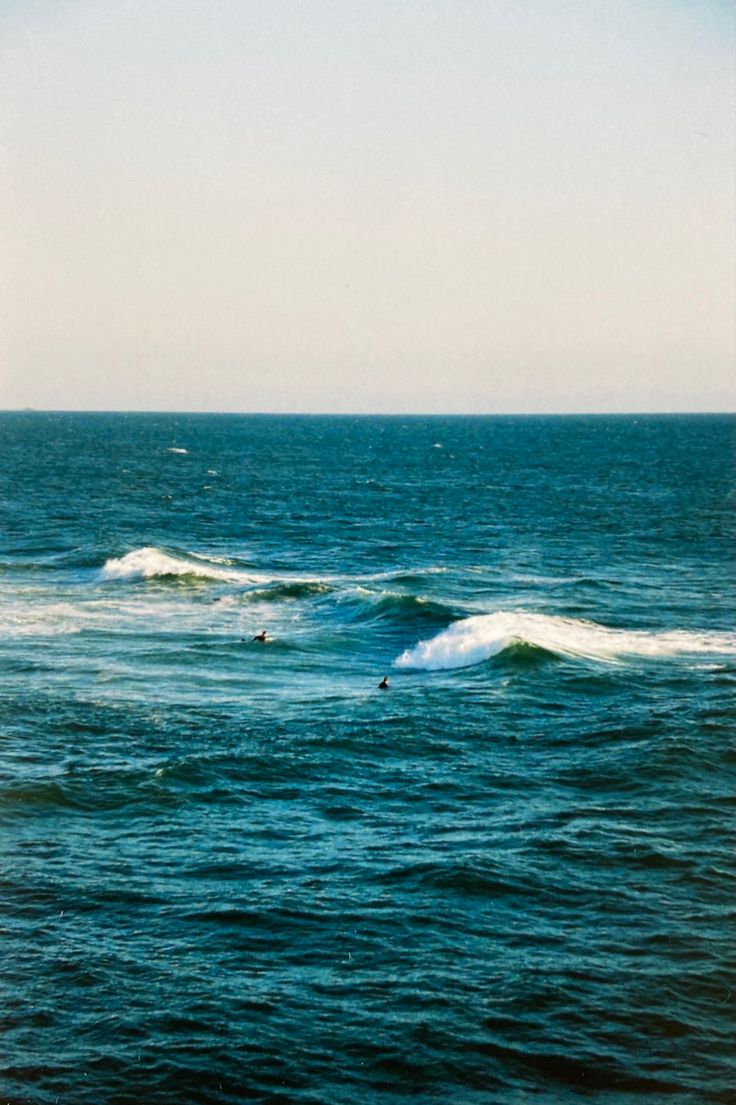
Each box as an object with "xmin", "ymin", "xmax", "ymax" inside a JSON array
[{"xmin": 394, "ymin": 612, "xmax": 736, "ymax": 670}]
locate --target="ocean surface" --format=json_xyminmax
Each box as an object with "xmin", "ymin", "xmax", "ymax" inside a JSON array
[{"xmin": 1, "ymin": 411, "xmax": 734, "ymax": 1105}]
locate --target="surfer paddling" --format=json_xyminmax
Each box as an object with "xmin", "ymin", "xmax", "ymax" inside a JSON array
[
  {"xmin": 252, "ymin": 630, "xmax": 268, "ymax": 643},
  {"xmin": 378, "ymin": 676, "xmax": 389, "ymax": 689}
]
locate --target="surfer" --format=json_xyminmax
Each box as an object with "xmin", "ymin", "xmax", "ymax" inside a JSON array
[
  {"xmin": 252, "ymin": 630, "xmax": 268, "ymax": 642},
  {"xmin": 378, "ymin": 676, "xmax": 389, "ymax": 689}
]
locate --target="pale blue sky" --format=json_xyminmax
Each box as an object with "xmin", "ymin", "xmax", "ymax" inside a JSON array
[{"xmin": 1, "ymin": 0, "xmax": 734, "ymax": 412}]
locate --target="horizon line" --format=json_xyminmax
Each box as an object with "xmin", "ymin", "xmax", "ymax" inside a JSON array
[{"xmin": 1, "ymin": 408, "xmax": 734, "ymax": 418}]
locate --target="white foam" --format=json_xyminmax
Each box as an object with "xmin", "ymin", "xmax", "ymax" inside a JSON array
[
  {"xmin": 394, "ymin": 611, "xmax": 736, "ymax": 670},
  {"xmin": 167, "ymin": 447, "xmax": 188, "ymax": 454},
  {"xmin": 0, "ymin": 600, "xmax": 85, "ymax": 637},
  {"xmin": 100, "ymin": 547, "xmax": 244, "ymax": 583}
]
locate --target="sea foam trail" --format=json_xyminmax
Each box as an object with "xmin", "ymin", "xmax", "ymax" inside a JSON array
[
  {"xmin": 394, "ymin": 612, "xmax": 736, "ymax": 670},
  {"xmin": 100, "ymin": 547, "xmax": 247, "ymax": 583}
]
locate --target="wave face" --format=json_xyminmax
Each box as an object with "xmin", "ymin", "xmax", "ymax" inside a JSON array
[
  {"xmin": 100, "ymin": 546, "xmax": 245, "ymax": 583},
  {"xmin": 395, "ymin": 611, "xmax": 736, "ymax": 669}
]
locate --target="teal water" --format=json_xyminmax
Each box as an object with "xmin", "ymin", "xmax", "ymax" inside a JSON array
[{"xmin": 1, "ymin": 412, "xmax": 734, "ymax": 1105}]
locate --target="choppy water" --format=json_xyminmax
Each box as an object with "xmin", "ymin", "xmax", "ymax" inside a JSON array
[{"xmin": 1, "ymin": 412, "xmax": 734, "ymax": 1105}]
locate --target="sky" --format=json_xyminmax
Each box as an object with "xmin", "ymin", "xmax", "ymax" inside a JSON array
[{"xmin": 1, "ymin": 0, "xmax": 734, "ymax": 414}]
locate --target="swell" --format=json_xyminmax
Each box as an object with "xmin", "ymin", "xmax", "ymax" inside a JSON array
[
  {"xmin": 243, "ymin": 580, "xmax": 334, "ymax": 602},
  {"xmin": 337, "ymin": 588, "xmax": 458, "ymax": 628}
]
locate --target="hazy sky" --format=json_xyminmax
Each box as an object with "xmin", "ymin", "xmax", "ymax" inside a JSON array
[{"xmin": 1, "ymin": 0, "xmax": 734, "ymax": 413}]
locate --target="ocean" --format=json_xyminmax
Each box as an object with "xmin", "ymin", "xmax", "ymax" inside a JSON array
[{"xmin": 1, "ymin": 411, "xmax": 734, "ymax": 1105}]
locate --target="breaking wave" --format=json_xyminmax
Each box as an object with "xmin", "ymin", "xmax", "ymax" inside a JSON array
[
  {"xmin": 100, "ymin": 547, "xmax": 247, "ymax": 583},
  {"xmin": 394, "ymin": 612, "xmax": 736, "ymax": 670}
]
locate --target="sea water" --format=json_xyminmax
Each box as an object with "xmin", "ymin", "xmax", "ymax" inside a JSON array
[{"xmin": 1, "ymin": 412, "xmax": 734, "ymax": 1105}]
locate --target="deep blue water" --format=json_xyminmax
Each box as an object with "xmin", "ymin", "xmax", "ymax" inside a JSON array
[{"xmin": 1, "ymin": 412, "xmax": 734, "ymax": 1105}]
